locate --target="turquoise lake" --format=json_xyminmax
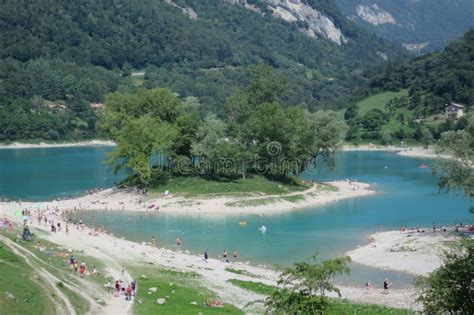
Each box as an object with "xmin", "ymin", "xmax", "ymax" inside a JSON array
[{"xmin": 1, "ymin": 147, "xmax": 471, "ymax": 286}]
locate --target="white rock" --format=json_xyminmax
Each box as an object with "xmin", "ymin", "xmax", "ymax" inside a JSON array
[
  {"xmin": 191, "ymin": 301, "xmax": 198, "ymax": 305},
  {"xmin": 156, "ymin": 298, "xmax": 166, "ymax": 305},
  {"xmin": 149, "ymin": 287, "xmax": 157, "ymax": 292},
  {"xmin": 5, "ymin": 292, "xmax": 15, "ymax": 300}
]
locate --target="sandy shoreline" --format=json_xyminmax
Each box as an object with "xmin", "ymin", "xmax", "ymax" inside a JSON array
[
  {"xmin": 346, "ymin": 228, "xmax": 468, "ymax": 276},
  {"xmin": 0, "ymin": 140, "xmax": 116, "ymax": 149},
  {"xmin": 342, "ymin": 144, "xmax": 445, "ymax": 159},
  {"xmin": 0, "ymin": 181, "xmax": 375, "ymax": 216},
  {"xmin": 0, "ymin": 207, "xmax": 422, "ymax": 312}
]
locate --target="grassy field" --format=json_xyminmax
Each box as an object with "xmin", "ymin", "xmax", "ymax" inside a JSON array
[
  {"xmin": 149, "ymin": 175, "xmax": 310, "ymax": 198},
  {"xmin": 228, "ymin": 279, "xmax": 276, "ymax": 295},
  {"xmin": 1, "ymin": 230, "xmax": 111, "ymax": 314},
  {"xmin": 224, "ymin": 267, "xmax": 258, "ymax": 278},
  {"xmin": 130, "ymin": 266, "xmax": 243, "ymax": 315},
  {"xmin": 0, "ymin": 241, "xmax": 53, "ymax": 315},
  {"xmin": 356, "ymin": 90, "xmax": 408, "ymax": 116},
  {"xmin": 229, "ymin": 279, "xmax": 414, "ymax": 315}
]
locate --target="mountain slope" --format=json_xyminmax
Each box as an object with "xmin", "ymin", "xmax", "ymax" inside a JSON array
[
  {"xmin": 0, "ymin": 0, "xmax": 403, "ymax": 141},
  {"xmin": 336, "ymin": 0, "xmax": 474, "ymax": 52},
  {"xmin": 371, "ymin": 28, "xmax": 474, "ymax": 113}
]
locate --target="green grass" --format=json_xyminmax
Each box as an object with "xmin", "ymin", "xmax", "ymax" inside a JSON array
[
  {"xmin": 225, "ymin": 197, "xmax": 280, "ymax": 207},
  {"xmin": 149, "ymin": 175, "xmax": 310, "ymax": 198},
  {"xmin": 0, "ymin": 241, "xmax": 54, "ymax": 315},
  {"xmin": 129, "ymin": 266, "xmax": 243, "ymax": 315},
  {"xmin": 1, "ymin": 230, "xmax": 112, "ymax": 314},
  {"xmin": 228, "ymin": 279, "xmax": 413, "ymax": 315},
  {"xmin": 328, "ymin": 299, "xmax": 414, "ymax": 315},
  {"xmin": 15, "ymin": 233, "xmax": 109, "ymax": 289},
  {"xmin": 225, "ymin": 267, "xmax": 257, "ymax": 278},
  {"xmin": 356, "ymin": 90, "xmax": 408, "ymax": 116},
  {"xmin": 228, "ymin": 279, "xmax": 276, "ymax": 295},
  {"xmin": 280, "ymin": 194, "xmax": 306, "ymax": 202}
]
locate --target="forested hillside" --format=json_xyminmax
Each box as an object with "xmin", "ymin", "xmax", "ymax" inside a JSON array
[
  {"xmin": 371, "ymin": 28, "xmax": 474, "ymax": 114},
  {"xmin": 342, "ymin": 28, "xmax": 473, "ymax": 145},
  {"xmin": 0, "ymin": 0, "xmax": 402, "ymax": 141},
  {"xmin": 336, "ymin": 0, "xmax": 474, "ymax": 52}
]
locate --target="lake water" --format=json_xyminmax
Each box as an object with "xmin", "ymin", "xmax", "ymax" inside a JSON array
[
  {"xmin": 0, "ymin": 146, "xmax": 119, "ymax": 200},
  {"xmin": 1, "ymin": 147, "xmax": 471, "ymax": 286}
]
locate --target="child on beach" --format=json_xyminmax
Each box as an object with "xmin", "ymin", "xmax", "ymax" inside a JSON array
[
  {"xmin": 204, "ymin": 251, "xmax": 208, "ymax": 263},
  {"xmin": 365, "ymin": 280, "xmax": 372, "ymax": 292},
  {"xmin": 383, "ymin": 279, "xmax": 392, "ymax": 294}
]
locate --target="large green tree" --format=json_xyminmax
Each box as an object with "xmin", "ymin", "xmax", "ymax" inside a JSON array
[
  {"xmin": 435, "ymin": 114, "xmax": 474, "ymax": 201},
  {"xmin": 265, "ymin": 255, "xmax": 351, "ymax": 314},
  {"xmin": 415, "ymin": 239, "xmax": 474, "ymax": 314}
]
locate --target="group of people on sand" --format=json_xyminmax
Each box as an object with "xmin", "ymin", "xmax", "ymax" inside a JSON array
[
  {"xmin": 69, "ymin": 255, "xmax": 98, "ymax": 278},
  {"xmin": 112, "ymin": 279, "xmax": 136, "ymax": 301},
  {"xmin": 87, "ymin": 187, "xmax": 106, "ymax": 195},
  {"xmin": 365, "ymin": 278, "xmax": 393, "ymax": 294},
  {"xmin": 202, "ymin": 249, "xmax": 239, "ymax": 263},
  {"xmin": 0, "ymin": 217, "xmax": 14, "ymax": 231}
]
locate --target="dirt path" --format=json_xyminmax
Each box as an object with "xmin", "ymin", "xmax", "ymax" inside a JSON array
[
  {"xmin": 0, "ymin": 235, "xmax": 129, "ymax": 314},
  {"xmin": 0, "ymin": 235, "xmax": 77, "ymax": 315}
]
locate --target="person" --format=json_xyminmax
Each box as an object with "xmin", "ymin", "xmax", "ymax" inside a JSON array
[
  {"xmin": 92, "ymin": 266, "xmax": 98, "ymax": 277},
  {"xmin": 176, "ymin": 238, "xmax": 182, "ymax": 247},
  {"xmin": 65, "ymin": 224, "xmax": 69, "ymax": 235},
  {"xmin": 115, "ymin": 280, "xmax": 121, "ymax": 297},
  {"xmin": 365, "ymin": 280, "xmax": 372, "ymax": 291},
  {"xmin": 233, "ymin": 249, "xmax": 238, "ymax": 259},
  {"xmin": 383, "ymin": 279, "xmax": 391, "ymax": 294},
  {"xmin": 79, "ymin": 263, "xmax": 86, "ymax": 278},
  {"xmin": 151, "ymin": 236, "xmax": 157, "ymax": 248},
  {"xmin": 125, "ymin": 285, "xmax": 132, "ymax": 301},
  {"xmin": 223, "ymin": 250, "xmax": 228, "ymax": 263},
  {"xmin": 204, "ymin": 250, "xmax": 208, "ymax": 263},
  {"xmin": 131, "ymin": 281, "xmax": 136, "ymax": 296}
]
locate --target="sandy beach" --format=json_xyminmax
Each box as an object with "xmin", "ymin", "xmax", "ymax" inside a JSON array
[
  {"xmin": 342, "ymin": 144, "xmax": 447, "ymax": 159},
  {"xmin": 0, "ymin": 140, "xmax": 116, "ymax": 149},
  {"xmin": 0, "ymin": 180, "xmax": 426, "ymax": 312},
  {"xmin": 0, "ymin": 206, "xmax": 422, "ymax": 313},
  {"xmin": 346, "ymin": 229, "xmax": 464, "ymax": 276},
  {"xmin": 0, "ymin": 180, "xmax": 374, "ymax": 215}
]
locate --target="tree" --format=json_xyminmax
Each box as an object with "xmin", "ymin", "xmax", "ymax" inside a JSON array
[
  {"xmin": 421, "ymin": 127, "xmax": 434, "ymax": 148},
  {"xmin": 435, "ymin": 114, "xmax": 474, "ymax": 200},
  {"xmin": 265, "ymin": 255, "xmax": 351, "ymax": 314},
  {"xmin": 247, "ymin": 65, "xmax": 289, "ymax": 106},
  {"xmin": 396, "ymin": 112, "xmax": 405, "ymax": 125},
  {"xmin": 415, "ymin": 239, "xmax": 474, "ymax": 314},
  {"xmin": 381, "ymin": 130, "xmax": 392, "ymax": 145},
  {"xmin": 121, "ymin": 62, "xmax": 133, "ymax": 77},
  {"xmin": 343, "ymin": 103, "xmax": 358, "ymax": 122},
  {"xmin": 108, "ymin": 116, "xmax": 178, "ymax": 185},
  {"xmin": 361, "ymin": 109, "xmax": 386, "ymax": 131}
]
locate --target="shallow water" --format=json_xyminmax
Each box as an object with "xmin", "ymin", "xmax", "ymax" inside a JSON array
[{"xmin": 1, "ymin": 148, "xmax": 471, "ymax": 286}]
